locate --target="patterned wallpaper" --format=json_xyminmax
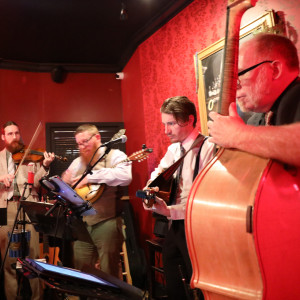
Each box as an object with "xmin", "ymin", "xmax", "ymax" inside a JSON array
[
  {"xmin": 123, "ymin": 0, "xmax": 300, "ymax": 174},
  {"xmin": 122, "ymin": 0, "xmax": 300, "ymax": 240},
  {"xmin": 138, "ymin": 0, "xmax": 226, "ymax": 171}
]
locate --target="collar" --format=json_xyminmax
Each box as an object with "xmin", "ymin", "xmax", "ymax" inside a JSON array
[
  {"xmin": 5, "ymin": 149, "xmax": 12, "ymax": 160},
  {"xmin": 270, "ymin": 76, "xmax": 300, "ymax": 113},
  {"xmin": 181, "ymin": 127, "xmax": 200, "ymax": 152}
]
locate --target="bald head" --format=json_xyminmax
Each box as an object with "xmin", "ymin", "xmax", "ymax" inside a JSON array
[
  {"xmin": 237, "ymin": 33, "xmax": 299, "ymax": 113},
  {"xmin": 240, "ymin": 33, "xmax": 299, "ymax": 72}
]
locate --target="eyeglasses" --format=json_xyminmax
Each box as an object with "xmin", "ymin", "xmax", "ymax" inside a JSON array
[
  {"xmin": 238, "ymin": 60, "xmax": 273, "ymax": 77},
  {"xmin": 237, "ymin": 60, "xmax": 273, "ymax": 87},
  {"xmin": 77, "ymin": 134, "xmax": 95, "ymax": 148}
]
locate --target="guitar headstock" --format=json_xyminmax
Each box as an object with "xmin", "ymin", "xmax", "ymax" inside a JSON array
[
  {"xmin": 128, "ymin": 146, "xmax": 153, "ymax": 162},
  {"xmin": 110, "ymin": 129, "xmax": 126, "ymax": 141}
]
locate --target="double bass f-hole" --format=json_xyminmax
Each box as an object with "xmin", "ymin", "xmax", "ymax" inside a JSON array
[{"xmin": 246, "ymin": 205, "xmax": 253, "ymax": 233}]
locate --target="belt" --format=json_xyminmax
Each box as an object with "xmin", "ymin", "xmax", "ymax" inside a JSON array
[
  {"xmin": 172, "ymin": 219, "xmax": 184, "ymax": 224},
  {"xmin": 171, "ymin": 219, "xmax": 184, "ymax": 230}
]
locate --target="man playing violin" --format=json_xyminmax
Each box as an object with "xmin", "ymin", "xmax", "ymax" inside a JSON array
[
  {"xmin": 143, "ymin": 96, "xmax": 214, "ymax": 300},
  {"xmin": 62, "ymin": 124, "xmax": 132, "ymax": 278},
  {"xmin": 0, "ymin": 121, "xmax": 55, "ymax": 300},
  {"xmin": 208, "ymin": 33, "xmax": 300, "ymax": 166}
]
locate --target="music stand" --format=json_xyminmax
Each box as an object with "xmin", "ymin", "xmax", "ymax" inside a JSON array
[
  {"xmin": 40, "ymin": 175, "xmax": 96, "ymax": 218},
  {"xmin": 82, "ymin": 265, "xmax": 145, "ymax": 300},
  {"xmin": 21, "ymin": 201, "xmax": 93, "ymax": 244},
  {"xmin": 18, "ymin": 258, "xmax": 129, "ymax": 299}
]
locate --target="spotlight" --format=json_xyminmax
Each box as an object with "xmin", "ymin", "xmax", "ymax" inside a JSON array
[{"xmin": 120, "ymin": 2, "xmax": 128, "ymax": 21}]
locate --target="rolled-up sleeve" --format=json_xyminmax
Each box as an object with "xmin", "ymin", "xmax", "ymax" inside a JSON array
[{"xmin": 87, "ymin": 150, "xmax": 132, "ymax": 186}]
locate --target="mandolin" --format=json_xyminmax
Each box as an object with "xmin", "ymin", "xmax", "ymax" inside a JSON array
[{"xmin": 76, "ymin": 146, "xmax": 153, "ymax": 203}]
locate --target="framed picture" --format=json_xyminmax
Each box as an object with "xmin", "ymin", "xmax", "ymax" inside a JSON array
[{"xmin": 195, "ymin": 10, "xmax": 283, "ymax": 135}]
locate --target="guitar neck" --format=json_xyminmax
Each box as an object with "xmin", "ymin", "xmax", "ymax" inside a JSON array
[
  {"xmin": 111, "ymin": 158, "xmax": 129, "ymax": 168},
  {"xmin": 111, "ymin": 148, "xmax": 151, "ymax": 168}
]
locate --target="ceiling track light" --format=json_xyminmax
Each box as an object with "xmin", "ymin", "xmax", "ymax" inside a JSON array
[{"xmin": 120, "ymin": 1, "xmax": 128, "ymax": 21}]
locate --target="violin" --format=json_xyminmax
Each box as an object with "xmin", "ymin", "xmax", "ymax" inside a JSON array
[{"xmin": 12, "ymin": 146, "xmax": 67, "ymax": 163}]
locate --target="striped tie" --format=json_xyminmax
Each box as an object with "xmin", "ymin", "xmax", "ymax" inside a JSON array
[
  {"xmin": 7, "ymin": 153, "xmax": 15, "ymax": 199},
  {"xmin": 173, "ymin": 145, "xmax": 185, "ymax": 204}
]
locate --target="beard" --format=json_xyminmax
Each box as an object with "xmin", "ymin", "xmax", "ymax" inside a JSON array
[
  {"xmin": 80, "ymin": 143, "xmax": 100, "ymax": 165},
  {"xmin": 238, "ymin": 68, "xmax": 272, "ymax": 113},
  {"xmin": 6, "ymin": 140, "xmax": 24, "ymax": 154}
]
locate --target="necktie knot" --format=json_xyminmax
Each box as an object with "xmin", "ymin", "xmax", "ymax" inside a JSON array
[{"xmin": 180, "ymin": 144, "xmax": 185, "ymax": 157}]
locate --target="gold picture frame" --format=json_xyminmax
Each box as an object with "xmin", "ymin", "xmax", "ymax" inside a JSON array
[{"xmin": 195, "ymin": 10, "xmax": 282, "ymax": 135}]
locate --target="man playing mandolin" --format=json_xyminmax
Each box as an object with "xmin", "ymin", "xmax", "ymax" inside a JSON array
[
  {"xmin": 208, "ymin": 33, "xmax": 300, "ymax": 166},
  {"xmin": 143, "ymin": 96, "xmax": 214, "ymax": 300},
  {"xmin": 0, "ymin": 121, "xmax": 55, "ymax": 300},
  {"xmin": 62, "ymin": 124, "xmax": 132, "ymax": 278}
]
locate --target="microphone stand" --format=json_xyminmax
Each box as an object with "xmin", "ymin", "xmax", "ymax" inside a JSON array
[
  {"xmin": 67, "ymin": 146, "xmax": 111, "ymax": 215},
  {"xmin": 44, "ymin": 196, "xmax": 67, "ymax": 217},
  {"xmin": 44, "ymin": 146, "xmax": 111, "ymax": 219},
  {"xmin": 0, "ymin": 182, "xmax": 31, "ymax": 294},
  {"xmin": 72, "ymin": 146, "xmax": 111, "ymax": 190},
  {"xmin": 72, "ymin": 132, "xmax": 126, "ymax": 190}
]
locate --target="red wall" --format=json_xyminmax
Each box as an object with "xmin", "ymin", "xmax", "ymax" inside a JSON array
[
  {"xmin": 0, "ymin": 70, "xmax": 123, "ymax": 146},
  {"xmin": 121, "ymin": 0, "xmax": 300, "ymax": 242},
  {"xmin": 120, "ymin": 51, "xmax": 153, "ymax": 244}
]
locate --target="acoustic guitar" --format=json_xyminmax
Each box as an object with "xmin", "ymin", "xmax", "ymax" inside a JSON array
[
  {"xmin": 136, "ymin": 134, "xmax": 205, "ymax": 208},
  {"xmin": 76, "ymin": 147, "xmax": 152, "ymax": 203}
]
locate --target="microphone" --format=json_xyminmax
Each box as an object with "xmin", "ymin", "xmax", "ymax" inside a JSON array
[
  {"xmin": 27, "ymin": 162, "xmax": 35, "ymax": 192},
  {"xmin": 100, "ymin": 135, "xmax": 127, "ymax": 148}
]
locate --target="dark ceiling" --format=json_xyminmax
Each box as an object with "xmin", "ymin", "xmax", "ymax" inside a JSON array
[{"xmin": 0, "ymin": 0, "xmax": 194, "ymax": 73}]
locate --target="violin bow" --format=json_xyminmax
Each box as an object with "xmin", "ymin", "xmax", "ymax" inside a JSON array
[{"xmin": 14, "ymin": 122, "xmax": 43, "ymax": 176}]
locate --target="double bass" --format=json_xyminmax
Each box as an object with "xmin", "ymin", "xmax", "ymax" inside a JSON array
[{"xmin": 185, "ymin": 1, "xmax": 300, "ymax": 300}]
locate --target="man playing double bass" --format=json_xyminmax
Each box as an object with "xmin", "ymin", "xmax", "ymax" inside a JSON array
[
  {"xmin": 143, "ymin": 96, "xmax": 215, "ymax": 300},
  {"xmin": 0, "ymin": 121, "xmax": 55, "ymax": 300},
  {"xmin": 208, "ymin": 33, "xmax": 300, "ymax": 165},
  {"xmin": 207, "ymin": 33, "xmax": 300, "ymax": 299}
]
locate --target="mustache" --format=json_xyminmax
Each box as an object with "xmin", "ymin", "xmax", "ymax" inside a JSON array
[{"xmin": 8, "ymin": 140, "xmax": 24, "ymax": 154}]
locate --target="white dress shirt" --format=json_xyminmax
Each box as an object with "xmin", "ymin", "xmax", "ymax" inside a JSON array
[
  {"xmin": 66, "ymin": 147, "xmax": 132, "ymax": 187},
  {"xmin": 148, "ymin": 128, "xmax": 215, "ymax": 220}
]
